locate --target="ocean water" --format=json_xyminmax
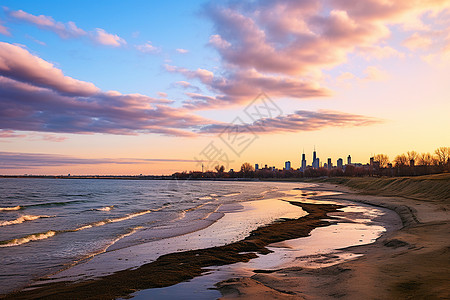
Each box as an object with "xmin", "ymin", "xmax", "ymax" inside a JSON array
[{"xmin": 0, "ymin": 178, "xmax": 297, "ymax": 294}]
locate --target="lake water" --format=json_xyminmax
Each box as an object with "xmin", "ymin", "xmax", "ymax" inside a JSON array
[
  {"xmin": 0, "ymin": 178, "xmax": 300, "ymax": 294},
  {"xmin": 0, "ymin": 178, "xmax": 401, "ymax": 298}
]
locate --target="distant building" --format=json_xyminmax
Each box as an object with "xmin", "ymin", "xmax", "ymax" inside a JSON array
[
  {"xmin": 324, "ymin": 163, "xmax": 328, "ymax": 169},
  {"xmin": 347, "ymin": 155, "xmax": 352, "ymax": 165},
  {"xmin": 313, "ymin": 148, "xmax": 317, "ymax": 168},
  {"xmin": 301, "ymin": 152, "xmax": 306, "ymax": 170},
  {"xmin": 255, "ymin": 164, "xmax": 259, "ymax": 170},
  {"xmin": 327, "ymin": 158, "xmax": 332, "ymax": 170},
  {"xmin": 337, "ymin": 158, "xmax": 343, "ymax": 169},
  {"xmin": 264, "ymin": 164, "xmax": 268, "ymax": 169},
  {"xmin": 285, "ymin": 161, "xmax": 291, "ymax": 170},
  {"xmin": 315, "ymin": 158, "xmax": 320, "ymax": 169}
]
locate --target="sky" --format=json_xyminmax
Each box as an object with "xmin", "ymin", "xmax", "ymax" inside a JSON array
[{"xmin": 0, "ymin": 0, "xmax": 450, "ymax": 175}]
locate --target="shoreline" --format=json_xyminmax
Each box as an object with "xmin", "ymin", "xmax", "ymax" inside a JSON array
[
  {"xmin": 216, "ymin": 182, "xmax": 450, "ymax": 299},
  {"xmin": 4, "ymin": 201, "xmax": 342, "ymax": 299}
]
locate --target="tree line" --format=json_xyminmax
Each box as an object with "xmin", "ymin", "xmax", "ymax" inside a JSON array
[{"xmin": 172, "ymin": 147, "xmax": 450, "ymax": 179}]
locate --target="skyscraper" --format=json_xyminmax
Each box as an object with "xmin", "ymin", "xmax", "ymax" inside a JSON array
[
  {"xmin": 327, "ymin": 158, "xmax": 332, "ymax": 170},
  {"xmin": 285, "ymin": 161, "xmax": 291, "ymax": 170},
  {"xmin": 312, "ymin": 147, "xmax": 317, "ymax": 168},
  {"xmin": 337, "ymin": 158, "xmax": 343, "ymax": 169},
  {"xmin": 347, "ymin": 155, "xmax": 352, "ymax": 165},
  {"xmin": 301, "ymin": 151, "xmax": 306, "ymax": 170}
]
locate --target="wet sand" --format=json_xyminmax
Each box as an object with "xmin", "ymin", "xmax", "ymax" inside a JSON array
[{"xmin": 217, "ymin": 182, "xmax": 450, "ymax": 299}]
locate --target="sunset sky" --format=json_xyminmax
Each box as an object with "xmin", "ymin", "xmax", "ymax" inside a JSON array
[{"xmin": 1, "ymin": 0, "xmax": 450, "ymax": 175}]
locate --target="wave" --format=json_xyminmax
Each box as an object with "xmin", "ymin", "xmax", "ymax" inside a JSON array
[
  {"xmin": 95, "ymin": 206, "xmax": 114, "ymax": 212},
  {"xmin": 74, "ymin": 206, "xmax": 169, "ymax": 232},
  {"xmin": 223, "ymin": 192, "xmax": 241, "ymax": 197},
  {"xmin": 184, "ymin": 202, "xmax": 211, "ymax": 213},
  {"xmin": 26, "ymin": 200, "xmax": 88, "ymax": 208},
  {"xmin": 0, "ymin": 205, "xmax": 171, "ymax": 247},
  {"xmin": 0, "ymin": 231, "xmax": 56, "ymax": 247},
  {"xmin": 0, "ymin": 215, "xmax": 53, "ymax": 227},
  {"xmin": 0, "ymin": 205, "xmax": 22, "ymax": 211}
]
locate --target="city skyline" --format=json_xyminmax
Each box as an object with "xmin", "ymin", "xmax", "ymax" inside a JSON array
[{"xmin": 0, "ymin": 1, "xmax": 449, "ymax": 175}]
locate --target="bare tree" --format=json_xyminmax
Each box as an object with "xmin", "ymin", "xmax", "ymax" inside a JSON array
[
  {"xmin": 240, "ymin": 162, "xmax": 254, "ymax": 173},
  {"xmin": 406, "ymin": 151, "xmax": 418, "ymax": 162},
  {"xmin": 434, "ymin": 147, "xmax": 450, "ymax": 165},
  {"xmin": 373, "ymin": 154, "xmax": 389, "ymax": 168},
  {"xmin": 393, "ymin": 154, "xmax": 408, "ymax": 167},
  {"xmin": 215, "ymin": 165, "xmax": 225, "ymax": 173},
  {"xmin": 417, "ymin": 153, "xmax": 435, "ymax": 166}
]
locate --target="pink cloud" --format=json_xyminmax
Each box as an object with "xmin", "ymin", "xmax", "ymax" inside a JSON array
[
  {"xmin": 176, "ymin": 48, "xmax": 189, "ymax": 54},
  {"xmin": 6, "ymin": 8, "xmax": 86, "ymax": 38},
  {"xmin": 136, "ymin": 41, "xmax": 159, "ymax": 53},
  {"xmin": 0, "ymin": 21, "xmax": 10, "ymax": 36},
  {"xmin": 0, "ymin": 42, "xmax": 99, "ymax": 96},
  {"xmin": 173, "ymin": 0, "xmax": 449, "ymax": 109},
  {"xmin": 93, "ymin": 28, "xmax": 126, "ymax": 47},
  {"xmin": 403, "ymin": 32, "xmax": 433, "ymax": 50},
  {"xmin": 168, "ymin": 66, "xmax": 331, "ymax": 109},
  {"xmin": 200, "ymin": 110, "xmax": 383, "ymax": 134},
  {"xmin": 0, "ymin": 130, "xmax": 26, "ymax": 138}
]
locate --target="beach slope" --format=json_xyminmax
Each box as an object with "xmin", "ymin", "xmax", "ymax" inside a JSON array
[{"xmin": 218, "ymin": 174, "xmax": 450, "ymax": 299}]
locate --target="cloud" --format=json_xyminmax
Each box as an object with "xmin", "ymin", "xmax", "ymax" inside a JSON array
[
  {"xmin": 0, "ymin": 130, "xmax": 26, "ymax": 139},
  {"xmin": 157, "ymin": 91, "xmax": 168, "ymax": 98},
  {"xmin": 5, "ymin": 8, "xmax": 128, "ymax": 48},
  {"xmin": 176, "ymin": 48, "xmax": 189, "ymax": 54},
  {"xmin": 0, "ymin": 152, "xmax": 199, "ymax": 169},
  {"xmin": 337, "ymin": 66, "xmax": 388, "ymax": 84},
  {"xmin": 403, "ymin": 32, "xmax": 434, "ymax": 50},
  {"xmin": 0, "ymin": 41, "xmax": 384, "ymax": 138},
  {"xmin": 168, "ymin": 66, "xmax": 331, "ymax": 109},
  {"xmin": 0, "ymin": 42, "xmax": 212, "ymax": 137},
  {"xmin": 0, "ymin": 42, "xmax": 99, "ymax": 96},
  {"xmin": 93, "ymin": 28, "xmax": 126, "ymax": 47},
  {"xmin": 363, "ymin": 66, "xmax": 388, "ymax": 81},
  {"xmin": 0, "ymin": 21, "xmax": 10, "ymax": 36},
  {"xmin": 136, "ymin": 41, "xmax": 160, "ymax": 53},
  {"xmin": 200, "ymin": 110, "xmax": 384, "ymax": 134},
  {"xmin": 165, "ymin": 65, "xmax": 214, "ymax": 83},
  {"xmin": 357, "ymin": 45, "xmax": 405, "ymax": 60},
  {"xmin": 6, "ymin": 8, "xmax": 86, "ymax": 38},
  {"xmin": 169, "ymin": 0, "xmax": 449, "ymax": 109}
]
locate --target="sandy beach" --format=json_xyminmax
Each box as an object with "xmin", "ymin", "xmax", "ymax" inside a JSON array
[
  {"xmin": 2, "ymin": 176, "xmax": 449, "ymax": 299},
  {"xmin": 217, "ymin": 178, "xmax": 450, "ymax": 299}
]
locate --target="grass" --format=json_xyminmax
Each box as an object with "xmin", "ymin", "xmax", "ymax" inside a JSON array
[{"xmin": 312, "ymin": 173, "xmax": 450, "ymax": 201}]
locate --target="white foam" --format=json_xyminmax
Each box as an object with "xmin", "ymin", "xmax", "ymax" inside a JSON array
[
  {"xmin": 0, "ymin": 205, "xmax": 21, "ymax": 211},
  {"xmin": 0, "ymin": 215, "xmax": 52, "ymax": 227},
  {"xmin": 0, "ymin": 231, "xmax": 56, "ymax": 247}
]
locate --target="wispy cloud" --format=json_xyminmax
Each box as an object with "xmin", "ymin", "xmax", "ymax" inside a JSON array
[
  {"xmin": 200, "ymin": 110, "xmax": 383, "ymax": 134},
  {"xmin": 0, "ymin": 42, "xmax": 99, "ymax": 96},
  {"xmin": 0, "ymin": 20, "xmax": 10, "ymax": 36},
  {"xmin": 93, "ymin": 28, "xmax": 126, "ymax": 47},
  {"xmin": 5, "ymin": 8, "xmax": 127, "ymax": 47},
  {"xmin": 5, "ymin": 8, "xmax": 86, "ymax": 38},
  {"xmin": 176, "ymin": 48, "xmax": 189, "ymax": 54},
  {"xmin": 135, "ymin": 41, "xmax": 160, "ymax": 53},
  {"xmin": 0, "ymin": 152, "xmax": 199, "ymax": 169}
]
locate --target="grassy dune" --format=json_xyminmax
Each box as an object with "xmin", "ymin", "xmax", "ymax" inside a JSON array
[{"xmin": 314, "ymin": 173, "xmax": 450, "ymax": 201}]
